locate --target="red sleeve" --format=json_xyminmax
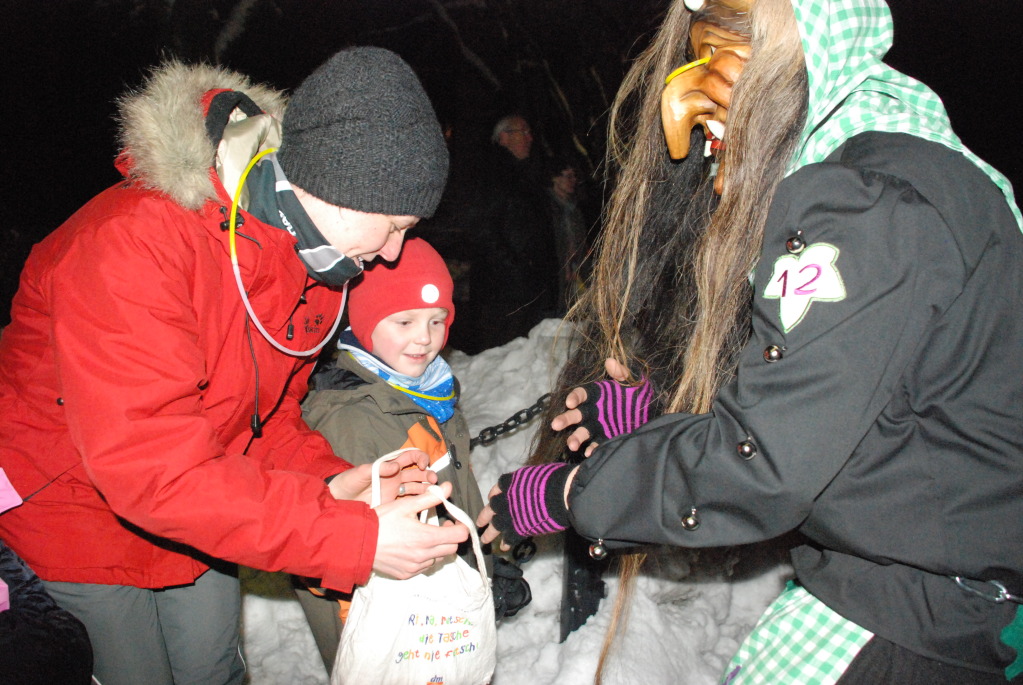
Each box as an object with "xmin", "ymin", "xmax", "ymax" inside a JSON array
[
  {"xmin": 245, "ymin": 360, "xmax": 354, "ymax": 482},
  {"xmin": 49, "ymin": 205, "xmax": 372, "ymax": 590}
]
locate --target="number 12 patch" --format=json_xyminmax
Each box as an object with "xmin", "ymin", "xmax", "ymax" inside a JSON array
[{"xmin": 763, "ymin": 242, "xmax": 846, "ymax": 332}]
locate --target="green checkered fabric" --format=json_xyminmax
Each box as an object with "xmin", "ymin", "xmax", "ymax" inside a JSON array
[
  {"xmin": 1001, "ymin": 606, "xmax": 1023, "ymax": 681},
  {"xmin": 721, "ymin": 582, "xmax": 873, "ymax": 684},
  {"xmin": 788, "ymin": 0, "xmax": 1021, "ymax": 228}
]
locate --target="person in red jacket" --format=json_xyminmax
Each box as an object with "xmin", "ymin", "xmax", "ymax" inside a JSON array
[{"xmin": 0, "ymin": 47, "xmax": 467, "ymax": 685}]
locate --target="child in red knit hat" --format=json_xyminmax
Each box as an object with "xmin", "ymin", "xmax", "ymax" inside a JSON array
[
  {"xmin": 296, "ymin": 238, "xmax": 526, "ymax": 672},
  {"xmin": 346, "ymin": 236, "xmax": 456, "ymax": 378}
]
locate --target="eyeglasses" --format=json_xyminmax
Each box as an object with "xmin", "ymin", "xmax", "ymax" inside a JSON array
[{"xmin": 504, "ymin": 128, "xmax": 532, "ymax": 136}]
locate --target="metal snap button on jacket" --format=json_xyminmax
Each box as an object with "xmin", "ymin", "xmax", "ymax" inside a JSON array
[
  {"xmin": 588, "ymin": 539, "xmax": 608, "ymax": 560},
  {"xmin": 737, "ymin": 439, "xmax": 757, "ymax": 460},
  {"xmin": 764, "ymin": 345, "xmax": 784, "ymax": 363},
  {"xmin": 785, "ymin": 231, "xmax": 806, "ymax": 254},
  {"xmin": 681, "ymin": 508, "xmax": 700, "ymax": 531}
]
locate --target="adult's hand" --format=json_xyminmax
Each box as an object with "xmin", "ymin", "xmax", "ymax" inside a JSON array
[
  {"xmin": 327, "ymin": 449, "xmax": 437, "ymax": 504},
  {"xmin": 551, "ymin": 358, "xmax": 650, "ymax": 457},
  {"xmin": 372, "ymin": 481, "xmax": 468, "ymax": 579}
]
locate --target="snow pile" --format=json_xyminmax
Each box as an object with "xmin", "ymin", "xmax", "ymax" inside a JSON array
[{"xmin": 241, "ymin": 319, "xmax": 792, "ymax": 684}]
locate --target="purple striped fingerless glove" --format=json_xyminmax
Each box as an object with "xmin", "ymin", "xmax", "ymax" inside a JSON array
[
  {"xmin": 489, "ymin": 463, "xmax": 572, "ymax": 546},
  {"xmin": 576, "ymin": 378, "xmax": 655, "ymax": 442}
]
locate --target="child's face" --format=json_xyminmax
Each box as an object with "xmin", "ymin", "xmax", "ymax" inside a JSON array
[{"xmin": 370, "ymin": 307, "xmax": 449, "ymax": 377}]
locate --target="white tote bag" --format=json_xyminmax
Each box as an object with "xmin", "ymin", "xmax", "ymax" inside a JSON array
[{"xmin": 331, "ymin": 451, "xmax": 496, "ymax": 685}]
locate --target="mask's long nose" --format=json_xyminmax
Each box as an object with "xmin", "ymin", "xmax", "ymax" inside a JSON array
[
  {"xmin": 660, "ymin": 58, "xmax": 714, "ymax": 160},
  {"xmin": 659, "ymin": 43, "xmax": 750, "ymax": 160}
]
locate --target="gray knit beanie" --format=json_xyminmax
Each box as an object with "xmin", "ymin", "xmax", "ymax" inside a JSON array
[{"xmin": 278, "ymin": 47, "xmax": 449, "ymax": 218}]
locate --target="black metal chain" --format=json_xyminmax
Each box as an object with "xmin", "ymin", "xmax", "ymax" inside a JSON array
[{"xmin": 470, "ymin": 393, "xmax": 551, "ymax": 449}]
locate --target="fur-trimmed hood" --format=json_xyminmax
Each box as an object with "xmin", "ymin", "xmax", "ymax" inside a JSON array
[{"xmin": 116, "ymin": 60, "xmax": 288, "ymax": 211}]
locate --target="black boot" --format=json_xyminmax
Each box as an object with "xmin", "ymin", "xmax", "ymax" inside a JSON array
[
  {"xmin": 492, "ymin": 556, "xmax": 532, "ymax": 620},
  {"xmin": 559, "ymin": 529, "xmax": 608, "ymax": 642}
]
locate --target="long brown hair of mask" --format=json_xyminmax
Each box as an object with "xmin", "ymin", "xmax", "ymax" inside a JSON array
[{"xmin": 526, "ymin": 0, "xmax": 808, "ymax": 681}]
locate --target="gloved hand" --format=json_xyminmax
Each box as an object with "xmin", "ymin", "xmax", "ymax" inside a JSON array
[
  {"xmin": 576, "ymin": 377, "xmax": 655, "ymax": 443},
  {"xmin": 488, "ymin": 463, "xmax": 573, "ymax": 546}
]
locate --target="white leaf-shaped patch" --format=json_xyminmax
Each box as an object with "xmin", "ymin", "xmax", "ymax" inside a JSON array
[{"xmin": 763, "ymin": 242, "xmax": 846, "ymax": 332}]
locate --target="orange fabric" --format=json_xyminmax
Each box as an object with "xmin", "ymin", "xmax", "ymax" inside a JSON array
[
  {"xmin": 400, "ymin": 415, "xmax": 449, "ymax": 465},
  {"xmin": 338, "ymin": 599, "xmax": 352, "ymax": 623}
]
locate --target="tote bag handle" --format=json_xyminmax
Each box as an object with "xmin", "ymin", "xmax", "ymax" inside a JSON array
[{"xmin": 368, "ymin": 450, "xmax": 489, "ymax": 586}]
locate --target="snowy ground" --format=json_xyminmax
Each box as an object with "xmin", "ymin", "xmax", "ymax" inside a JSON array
[{"xmin": 240, "ymin": 319, "xmax": 793, "ymax": 684}]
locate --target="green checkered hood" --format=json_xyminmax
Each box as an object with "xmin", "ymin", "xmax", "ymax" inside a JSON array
[{"xmin": 789, "ymin": 0, "xmax": 1021, "ymax": 227}]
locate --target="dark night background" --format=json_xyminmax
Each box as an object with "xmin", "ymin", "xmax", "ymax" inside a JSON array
[{"xmin": 2, "ymin": 0, "xmax": 1020, "ymax": 328}]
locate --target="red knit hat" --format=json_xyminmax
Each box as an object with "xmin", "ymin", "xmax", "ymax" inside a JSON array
[{"xmin": 348, "ymin": 238, "xmax": 455, "ymax": 352}]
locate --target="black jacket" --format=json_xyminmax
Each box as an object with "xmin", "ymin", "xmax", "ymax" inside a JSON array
[
  {"xmin": 569, "ymin": 133, "xmax": 1023, "ymax": 674},
  {"xmin": 0, "ymin": 538, "xmax": 93, "ymax": 684},
  {"xmin": 465, "ymin": 147, "xmax": 559, "ymax": 350}
]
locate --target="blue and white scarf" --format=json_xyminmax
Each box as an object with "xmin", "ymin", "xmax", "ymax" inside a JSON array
[{"xmin": 337, "ymin": 329, "xmax": 457, "ymax": 423}]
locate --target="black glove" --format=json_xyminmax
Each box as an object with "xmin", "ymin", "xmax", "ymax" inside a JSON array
[
  {"xmin": 489, "ymin": 463, "xmax": 572, "ymax": 546},
  {"xmin": 576, "ymin": 377, "xmax": 655, "ymax": 443}
]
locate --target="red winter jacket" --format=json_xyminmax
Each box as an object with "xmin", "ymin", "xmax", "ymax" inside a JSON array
[{"xmin": 0, "ymin": 62, "xmax": 375, "ymax": 591}]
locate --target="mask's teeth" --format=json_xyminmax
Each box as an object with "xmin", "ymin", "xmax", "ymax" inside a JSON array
[
  {"xmin": 684, "ymin": 0, "xmax": 705, "ymax": 10},
  {"xmin": 706, "ymin": 119, "xmax": 726, "ymax": 141}
]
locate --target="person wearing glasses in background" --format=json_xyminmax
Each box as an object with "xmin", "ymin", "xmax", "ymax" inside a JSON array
[{"xmin": 462, "ymin": 113, "xmax": 559, "ymax": 353}]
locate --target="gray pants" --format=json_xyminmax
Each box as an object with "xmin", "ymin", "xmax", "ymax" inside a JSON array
[
  {"xmin": 44, "ymin": 566, "xmax": 245, "ymax": 685},
  {"xmin": 294, "ymin": 583, "xmax": 345, "ymax": 674}
]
